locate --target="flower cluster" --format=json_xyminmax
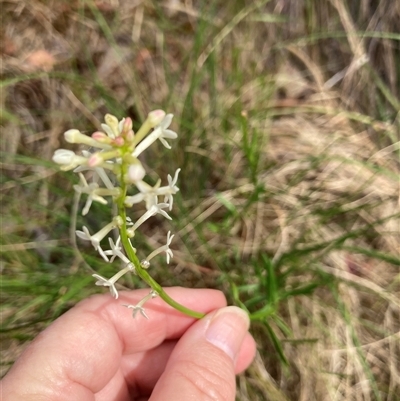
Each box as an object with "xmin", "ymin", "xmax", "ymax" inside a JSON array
[{"xmin": 52, "ymin": 110, "xmax": 184, "ymax": 319}]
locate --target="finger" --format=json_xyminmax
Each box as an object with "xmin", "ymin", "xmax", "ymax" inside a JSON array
[
  {"xmin": 117, "ymin": 330, "xmax": 255, "ymax": 398},
  {"xmin": 235, "ymin": 332, "xmax": 256, "ymax": 374},
  {"xmin": 118, "ymin": 330, "xmax": 255, "ymax": 399},
  {"xmin": 1, "ymin": 287, "xmax": 226, "ymax": 401},
  {"xmin": 150, "ymin": 306, "xmax": 255, "ymax": 401},
  {"xmin": 120, "ymin": 340, "xmax": 177, "ymax": 399}
]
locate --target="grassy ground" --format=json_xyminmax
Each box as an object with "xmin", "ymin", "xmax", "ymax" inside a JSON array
[{"xmin": 1, "ymin": 0, "xmax": 399, "ymax": 400}]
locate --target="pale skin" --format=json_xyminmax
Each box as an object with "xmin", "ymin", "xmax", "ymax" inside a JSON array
[{"xmin": 1, "ymin": 287, "xmax": 256, "ymax": 401}]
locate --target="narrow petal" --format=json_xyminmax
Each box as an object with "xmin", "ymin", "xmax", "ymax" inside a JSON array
[
  {"xmin": 162, "ymin": 129, "xmax": 178, "ymax": 139},
  {"xmin": 161, "ymin": 114, "xmax": 173, "ymax": 129},
  {"xmin": 101, "ymin": 123, "xmax": 115, "ymax": 139},
  {"xmin": 76, "ymin": 230, "xmax": 90, "ymax": 240},
  {"xmin": 159, "ymin": 137, "xmax": 172, "ymax": 149}
]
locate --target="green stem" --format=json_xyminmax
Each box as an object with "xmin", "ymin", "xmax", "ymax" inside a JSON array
[{"xmin": 116, "ymin": 180, "xmax": 205, "ymax": 319}]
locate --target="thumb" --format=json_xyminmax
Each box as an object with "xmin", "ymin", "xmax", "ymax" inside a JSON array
[{"xmin": 150, "ymin": 306, "xmax": 250, "ymax": 401}]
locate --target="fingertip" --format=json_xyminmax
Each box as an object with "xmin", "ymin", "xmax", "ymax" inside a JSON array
[
  {"xmin": 205, "ymin": 306, "xmax": 250, "ymax": 361},
  {"xmin": 150, "ymin": 306, "xmax": 253, "ymax": 401},
  {"xmin": 234, "ymin": 332, "xmax": 257, "ymax": 374}
]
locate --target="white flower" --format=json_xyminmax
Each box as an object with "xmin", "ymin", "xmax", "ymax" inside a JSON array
[
  {"xmin": 92, "ymin": 274, "xmax": 119, "ymax": 298},
  {"xmin": 157, "ymin": 114, "xmax": 178, "ymax": 149},
  {"xmin": 52, "ymin": 149, "xmax": 88, "ymax": 171},
  {"xmin": 125, "ymin": 169, "xmax": 180, "ymax": 211},
  {"xmin": 162, "ymin": 169, "xmax": 180, "ymax": 210},
  {"xmin": 76, "ymin": 219, "xmax": 120, "ymax": 260},
  {"xmin": 104, "ymin": 237, "xmax": 135, "ymax": 264},
  {"xmin": 104, "ymin": 237, "xmax": 122, "ymax": 263},
  {"xmin": 73, "ymin": 173, "xmax": 119, "ymax": 216},
  {"xmin": 123, "ymin": 290, "xmax": 158, "ymax": 319},
  {"xmin": 144, "ymin": 231, "xmax": 175, "ymax": 264},
  {"xmin": 132, "ymin": 114, "xmax": 177, "ymax": 157},
  {"xmin": 127, "ymin": 203, "xmax": 172, "ymax": 237},
  {"xmin": 76, "ymin": 226, "xmax": 108, "ymax": 261},
  {"xmin": 125, "ymin": 179, "xmax": 160, "ymax": 209},
  {"xmin": 92, "ymin": 264, "xmax": 135, "ymax": 299}
]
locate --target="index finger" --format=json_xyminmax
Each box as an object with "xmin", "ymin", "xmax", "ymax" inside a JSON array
[{"xmin": 2, "ymin": 287, "xmax": 227, "ymax": 401}]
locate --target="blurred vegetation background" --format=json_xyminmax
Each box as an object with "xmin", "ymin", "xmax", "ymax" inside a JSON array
[{"xmin": 1, "ymin": 0, "xmax": 399, "ymax": 400}]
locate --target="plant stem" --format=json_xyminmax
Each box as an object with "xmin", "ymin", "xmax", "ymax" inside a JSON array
[{"xmin": 116, "ymin": 173, "xmax": 205, "ymax": 319}]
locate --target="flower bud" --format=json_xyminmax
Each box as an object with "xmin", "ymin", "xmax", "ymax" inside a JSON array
[
  {"xmin": 64, "ymin": 129, "xmax": 83, "ymax": 143},
  {"xmin": 88, "ymin": 153, "xmax": 104, "ymax": 167},
  {"xmin": 122, "ymin": 117, "xmax": 133, "ymax": 133},
  {"xmin": 92, "ymin": 131, "xmax": 111, "ymax": 143},
  {"xmin": 113, "ymin": 136, "xmax": 125, "ymax": 146},
  {"xmin": 122, "ymin": 117, "xmax": 135, "ymax": 143},
  {"xmin": 114, "ymin": 215, "xmax": 124, "ymax": 227},
  {"xmin": 105, "ymin": 114, "xmax": 120, "ymax": 137},
  {"xmin": 64, "ymin": 129, "xmax": 112, "ymax": 149},
  {"xmin": 127, "ymin": 164, "xmax": 146, "ymax": 182},
  {"xmin": 148, "ymin": 110, "xmax": 166, "ymax": 127},
  {"xmin": 88, "ymin": 149, "xmax": 121, "ymax": 167},
  {"xmin": 53, "ymin": 149, "xmax": 76, "ymax": 164},
  {"xmin": 125, "ymin": 130, "xmax": 134, "ymax": 142},
  {"xmin": 52, "ymin": 149, "xmax": 88, "ymax": 170}
]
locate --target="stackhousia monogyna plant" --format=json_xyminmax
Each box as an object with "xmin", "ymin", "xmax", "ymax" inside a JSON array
[{"xmin": 53, "ymin": 110, "xmax": 204, "ymax": 320}]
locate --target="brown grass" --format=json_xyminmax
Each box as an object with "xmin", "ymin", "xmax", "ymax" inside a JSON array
[{"xmin": 1, "ymin": 0, "xmax": 399, "ymax": 399}]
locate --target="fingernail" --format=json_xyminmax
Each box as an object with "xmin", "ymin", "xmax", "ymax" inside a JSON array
[{"xmin": 205, "ymin": 306, "xmax": 250, "ymax": 361}]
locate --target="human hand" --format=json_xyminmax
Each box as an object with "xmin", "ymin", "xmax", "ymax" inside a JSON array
[{"xmin": 1, "ymin": 287, "xmax": 256, "ymax": 401}]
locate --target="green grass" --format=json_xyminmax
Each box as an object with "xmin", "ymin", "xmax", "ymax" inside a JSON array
[{"xmin": 1, "ymin": 0, "xmax": 399, "ymax": 399}]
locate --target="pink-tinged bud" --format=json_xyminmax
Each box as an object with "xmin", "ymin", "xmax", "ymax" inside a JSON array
[
  {"xmin": 92, "ymin": 131, "xmax": 111, "ymax": 143},
  {"xmin": 148, "ymin": 109, "xmax": 166, "ymax": 127},
  {"xmin": 127, "ymin": 164, "xmax": 146, "ymax": 182},
  {"xmin": 88, "ymin": 153, "xmax": 103, "ymax": 167},
  {"xmin": 123, "ymin": 117, "xmax": 133, "ymax": 132},
  {"xmin": 125, "ymin": 130, "xmax": 134, "ymax": 142},
  {"xmin": 121, "ymin": 118, "xmax": 134, "ymax": 143},
  {"xmin": 113, "ymin": 136, "xmax": 125, "ymax": 146},
  {"xmin": 64, "ymin": 129, "xmax": 112, "ymax": 149}
]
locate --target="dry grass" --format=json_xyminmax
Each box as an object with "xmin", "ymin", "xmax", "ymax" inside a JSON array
[{"xmin": 1, "ymin": 0, "xmax": 399, "ymax": 399}]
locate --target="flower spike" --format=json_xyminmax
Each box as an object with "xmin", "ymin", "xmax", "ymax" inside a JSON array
[{"xmin": 52, "ymin": 111, "xmax": 205, "ymax": 320}]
